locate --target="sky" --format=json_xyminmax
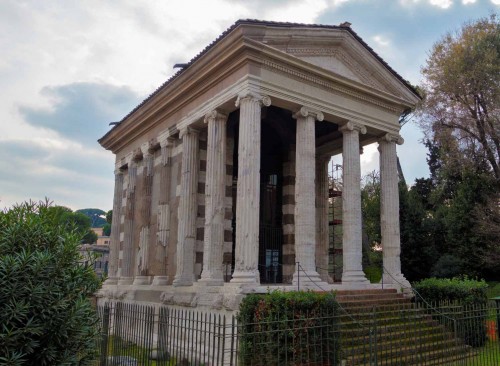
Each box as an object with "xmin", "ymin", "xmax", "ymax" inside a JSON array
[{"xmin": 0, "ymin": 0, "xmax": 498, "ymax": 211}]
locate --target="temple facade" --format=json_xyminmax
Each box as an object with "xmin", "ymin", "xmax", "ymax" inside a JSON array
[{"xmin": 98, "ymin": 20, "xmax": 419, "ymax": 310}]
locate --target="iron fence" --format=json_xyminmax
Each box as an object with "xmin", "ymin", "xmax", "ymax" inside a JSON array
[{"xmin": 95, "ymin": 300, "xmax": 500, "ymax": 366}]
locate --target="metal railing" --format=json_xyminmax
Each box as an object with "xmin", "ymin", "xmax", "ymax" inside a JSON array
[{"xmin": 94, "ymin": 299, "xmax": 500, "ymax": 365}]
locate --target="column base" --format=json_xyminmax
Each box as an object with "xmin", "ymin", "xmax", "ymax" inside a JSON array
[
  {"xmin": 104, "ymin": 277, "xmax": 119, "ymax": 285},
  {"xmin": 133, "ymin": 275, "xmax": 152, "ymax": 285},
  {"xmin": 230, "ymin": 270, "xmax": 260, "ymax": 284},
  {"xmin": 198, "ymin": 275, "xmax": 224, "ymax": 286},
  {"xmin": 152, "ymin": 276, "xmax": 169, "ymax": 286},
  {"xmin": 292, "ymin": 270, "xmax": 327, "ymax": 289},
  {"xmin": 172, "ymin": 275, "xmax": 194, "ymax": 287},
  {"xmin": 118, "ymin": 277, "xmax": 134, "ymax": 286},
  {"xmin": 382, "ymin": 272, "xmax": 411, "ymax": 290},
  {"xmin": 341, "ymin": 270, "xmax": 370, "ymax": 286}
]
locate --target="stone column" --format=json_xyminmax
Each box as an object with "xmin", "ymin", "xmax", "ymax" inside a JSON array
[
  {"xmin": 230, "ymin": 93, "xmax": 271, "ymax": 284},
  {"xmin": 292, "ymin": 106, "xmax": 324, "ymax": 286},
  {"xmin": 316, "ymin": 155, "xmax": 331, "ymax": 283},
  {"xmin": 173, "ymin": 126, "xmax": 199, "ymax": 286},
  {"xmin": 199, "ymin": 110, "xmax": 228, "ymax": 285},
  {"xmin": 118, "ymin": 156, "xmax": 137, "ymax": 285},
  {"xmin": 133, "ymin": 142, "xmax": 154, "ymax": 285},
  {"xmin": 152, "ymin": 134, "xmax": 174, "ymax": 286},
  {"xmin": 340, "ymin": 122, "xmax": 369, "ymax": 285},
  {"xmin": 105, "ymin": 165, "xmax": 124, "ymax": 285},
  {"xmin": 379, "ymin": 133, "xmax": 410, "ymax": 288}
]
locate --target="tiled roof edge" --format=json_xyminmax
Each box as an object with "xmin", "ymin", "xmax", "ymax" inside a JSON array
[{"xmin": 99, "ymin": 19, "xmax": 420, "ymax": 142}]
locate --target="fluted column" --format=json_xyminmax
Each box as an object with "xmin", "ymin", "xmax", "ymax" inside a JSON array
[
  {"xmin": 105, "ymin": 165, "xmax": 124, "ymax": 285},
  {"xmin": 152, "ymin": 134, "xmax": 174, "ymax": 286},
  {"xmin": 119, "ymin": 156, "xmax": 138, "ymax": 285},
  {"xmin": 340, "ymin": 122, "xmax": 369, "ymax": 285},
  {"xmin": 231, "ymin": 93, "xmax": 271, "ymax": 284},
  {"xmin": 200, "ymin": 110, "xmax": 228, "ymax": 285},
  {"xmin": 379, "ymin": 133, "xmax": 410, "ymax": 288},
  {"xmin": 316, "ymin": 155, "xmax": 331, "ymax": 283},
  {"xmin": 173, "ymin": 126, "xmax": 199, "ymax": 286},
  {"xmin": 292, "ymin": 106, "xmax": 324, "ymax": 286},
  {"xmin": 133, "ymin": 142, "xmax": 154, "ymax": 285}
]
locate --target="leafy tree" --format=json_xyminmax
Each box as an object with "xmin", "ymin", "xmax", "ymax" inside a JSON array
[
  {"xmin": 418, "ymin": 14, "xmax": 500, "ymax": 182},
  {"xmin": 105, "ymin": 209, "xmax": 112, "ymax": 224},
  {"xmin": 0, "ymin": 200, "xmax": 101, "ymax": 365},
  {"xmin": 361, "ymin": 171, "xmax": 381, "ymax": 246},
  {"xmin": 102, "ymin": 210, "xmax": 112, "ymax": 236},
  {"xmin": 76, "ymin": 208, "xmax": 107, "ymax": 228},
  {"xmin": 48, "ymin": 206, "xmax": 97, "ymax": 244}
]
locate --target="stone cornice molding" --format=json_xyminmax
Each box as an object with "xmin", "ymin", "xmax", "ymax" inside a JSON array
[
  {"xmin": 339, "ymin": 121, "xmax": 367, "ymax": 135},
  {"xmin": 204, "ymin": 109, "xmax": 228, "ymax": 124},
  {"xmin": 179, "ymin": 126, "xmax": 200, "ymax": 139},
  {"xmin": 292, "ymin": 106, "xmax": 324, "ymax": 122},
  {"xmin": 260, "ymin": 58, "xmax": 404, "ymax": 114},
  {"xmin": 235, "ymin": 92, "xmax": 271, "ymax": 108},
  {"xmin": 379, "ymin": 133, "xmax": 404, "ymax": 145}
]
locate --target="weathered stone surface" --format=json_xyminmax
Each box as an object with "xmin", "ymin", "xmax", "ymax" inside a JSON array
[
  {"xmin": 340, "ymin": 122, "xmax": 369, "ymax": 285},
  {"xmin": 230, "ymin": 93, "xmax": 271, "ymax": 284},
  {"xmin": 292, "ymin": 106, "xmax": 324, "ymax": 286},
  {"xmin": 379, "ymin": 133, "xmax": 410, "ymax": 288},
  {"xmin": 199, "ymin": 110, "xmax": 227, "ymax": 286},
  {"xmin": 173, "ymin": 127, "xmax": 199, "ymax": 287}
]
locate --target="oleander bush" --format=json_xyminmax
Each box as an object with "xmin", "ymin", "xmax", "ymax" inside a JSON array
[
  {"xmin": 0, "ymin": 201, "xmax": 102, "ymax": 365},
  {"xmin": 238, "ymin": 290, "xmax": 340, "ymax": 366}
]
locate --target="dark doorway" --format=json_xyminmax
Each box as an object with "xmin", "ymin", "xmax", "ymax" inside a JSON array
[
  {"xmin": 259, "ymin": 122, "xmax": 284, "ymax": 283},
  {"xmin": 229, "ymin": 108, "xmax": 289, "ymax": 284}
]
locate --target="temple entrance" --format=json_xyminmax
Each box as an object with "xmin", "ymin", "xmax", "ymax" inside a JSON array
[
  {"xmin": 258, "ymin": 122, "xmax": 284, "ymax": 283},
  {"xmin": 230, "ymin": 108, "xmax": 291, "ymax": 284}
]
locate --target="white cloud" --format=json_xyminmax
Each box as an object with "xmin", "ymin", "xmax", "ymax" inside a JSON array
[
  {"xmin": 429, "ymin": 0, "xmax": 453, "ymax": 8},
  {"xmin": 491, "ymin": 0, "xmax": 500, "ymax": 4},
  {"xmin": 373, "ymin": 35, "xmax": 391, "ymax": 47},
  {"xmin": 462, "ymin": 0, "xmax": 476, "ymax": 4}
]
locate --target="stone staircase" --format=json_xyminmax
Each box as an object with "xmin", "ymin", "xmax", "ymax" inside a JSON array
[{"xmin": 335, "ymin": 289, "xmax": 475, "ymax": 365}]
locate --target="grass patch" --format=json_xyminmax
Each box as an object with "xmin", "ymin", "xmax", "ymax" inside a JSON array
[{"xmin": 449, "ymin": 340, "xmax": 500, "ymax": 365}]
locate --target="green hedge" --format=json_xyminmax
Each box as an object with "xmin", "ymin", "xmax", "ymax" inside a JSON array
[
  {"xmin": 413, "ymin": 277, "xmax": 488, "ymax": 305},
  {"xmin": 237, "ymin": 291, "xmax": 340, "ymax": 366},
  {"xmin": 413, "ymin": 277, "xmax": 489, "ymax": 347}
]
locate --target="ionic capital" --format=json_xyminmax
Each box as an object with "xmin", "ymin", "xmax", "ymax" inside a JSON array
[
  {"xmin": 140, "ymin": 141, "xmax": 154, "ymax": 158},
  {"xmin": 179, "ymin": 126, "xmax": 200, "ymax": 139},
  {"xmin": 204, "ymin": 109, "xmax": 228, "ymax": 124},
  {"xmin": 379, "ymin": 133, "xmax": 404, "ymax": 145},
  {"xmin": 114, "ymin": 163, "xmax": 124, "ymax": 176},
  {"xmin": 293, "ymin": 106, "xmax": 324, "ymax": 122},
  {"xmin": 235, "ymin": 93, "xmax": 271, "ymax": 108},
  {"xmin": 339, "ymin": 121, "xmax": 367, "ymax": 135},
  {"xmin": 158, "ymin": 131, "xmax": 175, "ymax": 149}
]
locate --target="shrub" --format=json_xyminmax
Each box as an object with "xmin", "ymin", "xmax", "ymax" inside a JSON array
[
  {"xmin": 237, "ymin": 290, "xmax": 340, "ymax": 366},
  {"xmin": 0, "ymin": 201, "xmax": 102, "ymax": 365},
  {"xmin": 413, "ymin": 276, "xmax": 488, "ymax": 306},
  {"xmin": 413, "ymin": 276, "xmax": 488, "ymax": 347}
]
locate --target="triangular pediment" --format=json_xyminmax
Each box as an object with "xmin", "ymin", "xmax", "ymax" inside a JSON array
[{"xmin": 252, "ymin": 27, "xmax": 415, "ymax": 100}]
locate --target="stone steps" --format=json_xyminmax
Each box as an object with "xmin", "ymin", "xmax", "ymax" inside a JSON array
[{"xmin": 335, "ymin": 290, "xmax": 471, "ymax": 365}]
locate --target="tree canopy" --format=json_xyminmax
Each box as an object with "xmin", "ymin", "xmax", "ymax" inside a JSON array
[
  {"xmin": 418, "ymin": 14, "xmax": 500, "ymax": 182},
  {"xmin": 76, "ymin": 208, "xmax": 107, "ymax": 228}
]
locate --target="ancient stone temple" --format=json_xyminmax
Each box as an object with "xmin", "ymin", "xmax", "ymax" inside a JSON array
[{"xmin": 98, "ymin": 20, "xmax": 419, "ymax": 310}]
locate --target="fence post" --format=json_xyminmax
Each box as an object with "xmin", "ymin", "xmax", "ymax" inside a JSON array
[
  {"xmin": 296, "ymin": 262, "xmax": 300, "ymax": 291},
  {"xmin": 99, "ymin": 303, "xmax": 111, "ymax": 366}
]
